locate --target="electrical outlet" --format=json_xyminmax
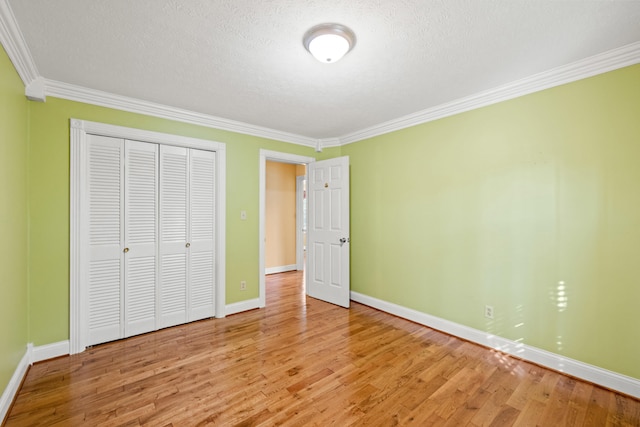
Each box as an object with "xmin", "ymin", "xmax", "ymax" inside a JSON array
[
  {"xmin": 485, "ymin": 305, "xmax": 494, "ymax": 319},
  {"xmin": 240, "ymin": 280, "xmax": 247, "ymax": 291}
]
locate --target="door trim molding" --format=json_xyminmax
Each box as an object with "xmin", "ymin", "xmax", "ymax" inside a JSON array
[
  {"xmin": 69, "ymin": 119, "xmax": 226, "ymax": 354},
  {"xmin": 265, "ymin": 264, "xmax": 297, "ymax": 275},
  {"xmin": 259, "ymin": 150, "xmax": 315, "ymax": 308},
  {"xmin": 295, "ymin": 175, "xmax": 305, "ymax": 271}
]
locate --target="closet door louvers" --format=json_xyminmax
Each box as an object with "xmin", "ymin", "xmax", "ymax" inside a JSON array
[
  {"xmin": 159, "ymin": 145, "xmax": 189, "ymax": 328},
  {"xmin": 189, "ymin": 149, "xmax": 216, "ymax": 321},
  {"xmin": 159, "ymin": 147, "xmax": 216, "ymax": 327},
  {"xmin": 124, "ymin": 140, "xmax": 158, "ymax": 337},
  {"xmin": 83, "ymin": 133, "xmax": 216, "ymax": 347},
  {"xmin": 86, "ymin": 135, "xmax": 125, "ymax": 346}
]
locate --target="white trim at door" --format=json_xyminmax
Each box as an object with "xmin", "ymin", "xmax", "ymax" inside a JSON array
[
  {"xmin": 70, "ymin": 119, "xmax": 226, "ymax": 354},
  {"xmin": 259, "ymin": 150, "xmax": 315, "ymax": 308},
  {"xmin": 265, "ymin": 264, "xmax": 297, "ymax": 275},
  {"xmin": 296, "ymin": 175, "xmax": 306, "ymax": 271}
]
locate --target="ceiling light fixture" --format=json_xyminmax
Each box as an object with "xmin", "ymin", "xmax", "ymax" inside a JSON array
[{"xmin": 303, "ymin": 23, "xmax": 356, "ymax": 64}]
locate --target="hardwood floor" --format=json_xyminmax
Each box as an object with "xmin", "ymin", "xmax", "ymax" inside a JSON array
[{"xmin": 6, "ymin": 271, "xmax": 640, "ymax": 426}]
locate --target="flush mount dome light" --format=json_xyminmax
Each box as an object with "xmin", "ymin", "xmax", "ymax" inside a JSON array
[{"xmin": 303, "ymin": 23, "xmax": 356, "ymax": 63}]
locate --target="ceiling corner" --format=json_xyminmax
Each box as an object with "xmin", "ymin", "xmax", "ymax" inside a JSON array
[{"xmin": 0, "ymin": 0, "xmax": 40, "ymax": 87}]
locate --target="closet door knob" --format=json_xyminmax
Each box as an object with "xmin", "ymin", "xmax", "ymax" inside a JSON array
[
  {"xmin": 123, "ymin": 247, "xmax": 130, "ymax": 253},
  {"xmin": 185, "ymin": 243, "xmax": 191, "ymax": 248}
]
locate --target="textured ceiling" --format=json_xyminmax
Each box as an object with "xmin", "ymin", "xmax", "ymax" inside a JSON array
[{"xmin": 7, "ymin": 0, "xmax": 640, "ymax": 140}]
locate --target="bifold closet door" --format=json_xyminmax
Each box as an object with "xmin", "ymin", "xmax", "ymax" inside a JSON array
[
  {"xmin": 86, "ymin": 135, "xmax": 125, "ymax": 346},
  {"xmin": 123, "ymin": 140, "xmax": 158, "ymax": 337},
  {"xmin": 159, "ymin": 146, "xmax": 216, "ymax": 328},
  {"xmin": 159, "ymin": 145, "xmax": 189, "ymax": 328},
  {"xmin": 85, "ymin": 136, "xmax": 158, "ymax": 345},
  {"xmin": 188, "ymin": 149, "xmax": 216, "ymax": 321},
  {"xmin": 85, "ymin": 136, "xmax": 214, "ymax": 345}
]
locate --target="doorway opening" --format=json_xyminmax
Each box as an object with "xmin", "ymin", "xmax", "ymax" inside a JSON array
[
  {"xmin": 264, "ymin": 161, "xmax": 306, "ymax": 276},
  {"xmin": 258, "ymin": 150, "xmax": 315, "ymax": 308}
]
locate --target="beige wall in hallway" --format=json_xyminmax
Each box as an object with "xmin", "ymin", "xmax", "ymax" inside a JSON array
[{"xmin": 266, "ymin": 161, "xmax": 297, "ymax": 269}]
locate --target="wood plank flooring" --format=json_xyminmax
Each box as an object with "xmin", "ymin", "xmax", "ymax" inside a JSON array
[{"xmin": 5, "ymin": 271, "xmax": 640, "ymax": 426}]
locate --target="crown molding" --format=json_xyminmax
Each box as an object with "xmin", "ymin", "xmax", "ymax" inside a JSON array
[
  {"xmin": 2, "ymin": 0, "xmax": 638, "ymax": 148},
  {"xmin": 40, "ymin": 40, "xmax": 640, "ymax": 147},
  {"xmin": 319, "ymin": 137, "xmax": 342, "ymax": 149},
  {"xmin": 0, "ymin": 1, "xmax": 316, "ymax": 147},
  {"xmin": 0, "ymin": 0, "xmax": 39, "ymax": 86},
  {"xmin": 25, "ymin": 76, "xmax": 46, "ymax": 101},
  {"xmin": 338, "ymin": 41, "xmax": 640, "ymax": 145},
  {"xmin": 44, "ymin": 79, "xmax": 318, "ymax": 147}
]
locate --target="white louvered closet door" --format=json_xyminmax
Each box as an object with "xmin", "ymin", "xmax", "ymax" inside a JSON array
[
  {"xmin": 188, "ymin": 149, "xmax": 216, "ymax": 321},
  {"xmin": 86, "ymin": 134, "xmax": 125, "ymax": 346},
  {"xmin": 83, "ymin": 134, "xmax": 217, "ymax": 347},
  {"xmin": 159, "ymin": 145, "xmax": 189, "ymax": 328},
  {"xmin": 124, "ymin": 140, "xmax": 158, "ymax": 337}
]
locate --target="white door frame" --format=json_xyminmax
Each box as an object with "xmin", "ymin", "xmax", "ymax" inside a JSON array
[
  {"xmin": 258, "ymin": 150, "xmax": 315, "ymax": 308},
  {"xmin": 70, "ymin": 119, "xmax": 227, "ymax": 354},
  {"xmin": 295, "ymin": 175, "xmax": 306, "ymax": 271}
]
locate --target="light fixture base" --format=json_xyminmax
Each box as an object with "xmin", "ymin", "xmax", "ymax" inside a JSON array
[{"xmin": 303, "ymin": 23, "xmax": 356, "ymax": 63}]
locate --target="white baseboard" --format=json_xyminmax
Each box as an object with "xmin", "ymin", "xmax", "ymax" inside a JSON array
[
  {"xmin": 1, "ymin": 340, "xmax": 70, "ymax": 423},
  {"xmin": 350, "ymin": 291, "xmax": 640, "ymax": 399},
  {"xmin": 225, "ymin": 298, "xmax": 261, "ymax": 316},
  {"xmin": 265, "ymin": 264, "xmax": 297, "ymax": 275},
  {"xmin": 0, "ymin": 346, "xmax": 30, "ymax": 423},
  {"xmin": 32, "ymin": 341, "xmax": 69, "ymax": 363}
]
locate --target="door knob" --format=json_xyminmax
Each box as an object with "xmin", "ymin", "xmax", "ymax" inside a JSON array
[
  {"xmin": 186, "ymin": 243, "xmax": 191, "ymax": 248},
  {"xmin": 339, "ymin": 237, "xmax": 350, "ymax": 246},
  {"xmin": 123, "ymin": 247, "xmax": 129, "ymax": 253}
]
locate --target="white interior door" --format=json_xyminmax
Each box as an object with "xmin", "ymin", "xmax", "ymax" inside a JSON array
[
  {"xmin": 307, "ymin": 156, "xmax": 350, "ymax": 308},
  {"xmin": 85, "ymin": 134, "xmax": 125, "ymax": 345},
  {"xmin": 159, "ymin": 145, "xmax": 188, "ymax": 328},
  {"xmin": 71, "ymin": 119, "xmax": 227, "ymax": 354},
  {"xmin": 188, "ymin": 149, "xmax": 216, "ymax": 321},
  {"xmin": 124, "ymin": 140, "xmax": 158, "ymax": 337}
]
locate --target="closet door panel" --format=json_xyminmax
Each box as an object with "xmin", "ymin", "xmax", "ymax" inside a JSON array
[
  {"xmin": 124, "ymin": 140, "xmax": 158, "ymax": 337},
  {"xmin": 189, "ymin": 149, "xmax": 216, "ymax": 320},
  {"xmin": 159, "ymin": 145, "xmax": 188, "ymax": 328},
  {"xmin": 87, "ymin": 259, "xmax": 121, "ymax": 345},
  {"xmin": 190, "ymin": 252, "xmax": 214, "ymax": 320},
  {"xmin": 159, "ymin": 253, "xmax": 187, "ymax": 326},
  {"xmin": 86, "ymin": 135, "xmax": 125, "ymax": 346}
]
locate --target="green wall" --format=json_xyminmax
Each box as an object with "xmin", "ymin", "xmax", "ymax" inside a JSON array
[
  {"xmin": 0, "ymin": 46, "xmax": 29, "ymax": 394},
  {"xmin": 3, "ymin": 33, "xmax": 639, "ymax": 396},
  {"xmin": 342, "ymin": 64, "xmax": 640, "ymax": 379},
  {"xmin": 27, "ymin": 97, "xmax": 338, "ymax": 345}
]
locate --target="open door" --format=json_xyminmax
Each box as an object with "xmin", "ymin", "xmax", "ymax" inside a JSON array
[{"xmin": 307, "ymin": 156, "xmax": 350, "ymax": 308}]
